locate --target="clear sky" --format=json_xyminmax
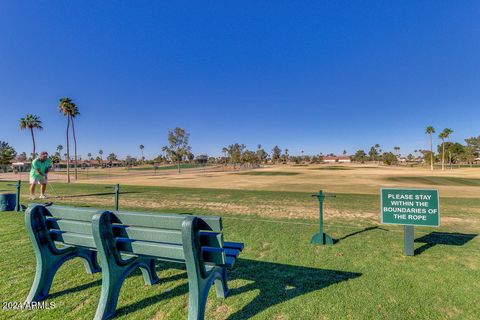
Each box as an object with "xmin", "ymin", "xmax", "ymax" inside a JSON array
[{"xmin": 1, "ymin": 1, "xmax": 479, "ymax": 159}]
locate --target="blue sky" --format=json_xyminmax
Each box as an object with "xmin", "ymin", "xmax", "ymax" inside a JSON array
[{"xmin": 1, "ymin": 1, "xmax": 479, "ymax": 159}]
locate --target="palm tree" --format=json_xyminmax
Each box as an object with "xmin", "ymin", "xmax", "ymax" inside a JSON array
[
  {"xmin": 139, "ymin": 145, "xmax": 145, "ymax": 164},
  {"xmin": 439, "ymin": 128, "xmax": 453, "ymax": 171},
  {"xmin": 58, "ymin": 97, "xmax": 76, "ymax": 183},
  {"xmin": 425, "ymin": 126, "xmax": 435, "ymax": 170},
  {"xmin": 99, "ymin": 150, "xmax": 103, "ymax": 164},
  {"xmin": 56, "ymin": 145, "xmax": 63, "ymax": 160},
  {"xmin": 69, "ymin": 103, "xmax": 80, "ymax": 180},
  {"xmin": 19, "ymin": 114, "xmax": 43, "ymax": 159},
  {"xmin": 222, "ymin": 147, "xmax": 228, "ymax": 166},
  {"xmin": 394, "ymin": 146, "xmax": 400, "ymax": 157},
  {"xmin": 87, "ymin": 153, "xmax": 92, "ymax": 160}
]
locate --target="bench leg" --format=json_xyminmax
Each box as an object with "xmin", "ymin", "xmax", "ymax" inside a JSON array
[
  {"xmin": 25, "ymin": 205, "xmax": 93, "ymax": 303},
  {"xmin": 26, "ymin": 256, "xmax": 59, "ymax": 302},
  {"xmin": 78, "ymin": 249, "xmax": 101, "ymax": 274},
  {"xmin": 93, "ymin": 211, "xmax": 161, "ymax": 320},
  {"xmin": 94, "ymin": 267, "xmax": 125, "ymax": 320},
  {"xmin": 186, "ymin": 279, "xmax": 210, "ymax": 320},
  {"xmin": 139, "ymin": 258, "xmax": 160, "ymax": 286},
  {"xmin": 214, "ymin": 268, "xmax": 229, "ymax": 299}
]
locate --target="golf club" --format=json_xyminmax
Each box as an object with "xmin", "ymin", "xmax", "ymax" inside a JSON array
[{"xmin": 49, "ymin": 183, "xmax": 63, "ymax": 199}]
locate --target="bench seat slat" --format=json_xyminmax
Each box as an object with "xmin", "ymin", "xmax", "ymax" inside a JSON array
[
  {"xmin": 224, "ymin": 241, "xmax": 244, "ymax": 252},
  {"xmin": 225, "ymin": 248, "xmax": 240, "ymax": 259}
]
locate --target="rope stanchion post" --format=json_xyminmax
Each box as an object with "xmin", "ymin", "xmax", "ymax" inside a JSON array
[
  {"xmin": 311, "ymin": 190, "xmax": 336, "ymax": 245},
  {"xmin": 15, "ymin": 180, "xmax": 21, "ymax": 211},
  {"xmin": 114, "ymin": 184, "xmax": 120, "ymax": 211}
]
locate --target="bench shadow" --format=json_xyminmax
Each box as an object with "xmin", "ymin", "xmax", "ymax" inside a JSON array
[
  {"xmin": 226, "ymin": 259, "xmax": 361, "ymax": 319},
  {"xmin": 49, "ymin": 260, "xmax": 360, "ymax": 319},
  {"xmin": 333, "ymin": 226, "xmax": 389, "ymax": 243},
  {"xmin": 48, "ymin": 264, "xmax": 185, "ymax": 300},
  {"xmin": 414, "ymin": 232, "xmax": 477, "ymax": 255},
  {"xmin": 114, "ymin": 260, "xmax": 360, "ymax": 319},
  {"xmin": 48, "ymin": 191, "xmax": 142, "ymax": 199}
]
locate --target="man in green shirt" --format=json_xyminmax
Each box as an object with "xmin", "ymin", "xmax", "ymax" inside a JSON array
[{"xmin": 29, "ymin": 151, "xmax": 52, "ymax": 200}]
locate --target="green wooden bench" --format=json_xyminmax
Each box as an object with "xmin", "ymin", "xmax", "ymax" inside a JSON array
[{"xmin": 25, "ymin": 204, "xmax": 244, "ymax": 320}]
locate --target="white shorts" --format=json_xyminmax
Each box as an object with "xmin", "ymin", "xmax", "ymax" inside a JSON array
[{"xmin": 30, "ymin": 177, "xmax": 48, "ymax": 185}]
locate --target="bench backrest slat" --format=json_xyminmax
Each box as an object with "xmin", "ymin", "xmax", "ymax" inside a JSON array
[{"xmin": 46, "ymin": 206, "xmax": 222, "ymax": 231}]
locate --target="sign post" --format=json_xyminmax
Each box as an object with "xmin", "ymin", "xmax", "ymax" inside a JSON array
[
  {"xmin": 114, "ymin": 184, "xmax": 120, "ymax": 211},
  {"xmin": 381, "ymin": 188, "xmax": 440, "ymax": 256},
  {"xmin": 311, "ymin": 190, "xmax": 335, "ymax": 245}
]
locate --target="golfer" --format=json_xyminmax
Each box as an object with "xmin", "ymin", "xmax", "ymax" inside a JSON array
[{"xmin": 29, "ymin": 151, "xmax": 52, "ymax": 199}]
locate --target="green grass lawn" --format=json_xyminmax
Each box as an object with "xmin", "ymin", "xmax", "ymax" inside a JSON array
[{"xmin": 0, "ymin": 182, "xmax": 479, "ymax": 319}]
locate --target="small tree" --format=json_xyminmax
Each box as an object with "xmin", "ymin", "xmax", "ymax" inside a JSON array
[
  {"xmin": 107, "ymin": 153, "xmax": 118, "ymax": 162},
  {"xmin": 57, "ymin": 145, "xmax": 63, "ymax": 160},
  {"xmin": 352, "ymin": 150, "xmax": 367, "ymax": 163},
  {"xmin": 256, "ymin": 147, "xmax": 268, "ymax": 164},
  {"xmin": 271, "ymin": 146, "xmax": 282, "ymax": 164},
  {"xmin": 222, "ymin": 147, "xmax": 228, "ymax": 166},
  {"xmin": 383, "ymin": 152, "xmax": 398, "ymax": 165},
  {"xmin": 139, "ymin": 145, "xmax": 145, "ymax": 164},
  {"xmin": 0, "ymin": 142, "xmax": 17, "ymax": 171},
  {"xmin": 226, "ymin": 143, "xmax": 245, "ymax": 168},
  {"xmin": 98, "ymin": 150, "xmax": 104, "ymax": 164},
  {"xmin": 162, "ymin": 127, "xmax": 191, "ymax": 173},
  {"xmin": 439, "ymin": 128, "xmax": 453, "ymax": 171}
]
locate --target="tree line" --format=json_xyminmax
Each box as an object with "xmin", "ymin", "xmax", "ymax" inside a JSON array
[{"xmin": 2, "ymin": 118, "xmax": 479, "ymax": 175}]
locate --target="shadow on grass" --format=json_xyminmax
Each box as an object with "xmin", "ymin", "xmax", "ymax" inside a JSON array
[
  {"xmin": 414, "ymin": 232, "xmax": 477, "ymax": 255},
  {"xmin": 47, "ymin": 191, "xmax": 142, "ymax": 200},
  {"xmin": 49, "ymin": 279, "xmax": 102, "ymax": 299},
  {"xmin": 115, "ymin": 260, "xmax": 360, "ymax": 319},
  {"xmin": 47, "ymin": 260, "xmax": 360, "ymax": 319},
  {"xmin": 332, "ymin": 226, "xmax": 389, "ymax": 244},
  {"xmin": 226, "ymin": 259, "xmax": 361, "ymax": 319}
]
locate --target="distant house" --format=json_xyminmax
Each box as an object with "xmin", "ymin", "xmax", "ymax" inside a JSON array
[{"xmin": 323, "ymin": 156, "xmax": 351, "ymax": 163}]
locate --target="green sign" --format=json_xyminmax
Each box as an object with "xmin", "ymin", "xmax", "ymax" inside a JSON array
[{"xmin": 381, "ymin": 188, "xmax": 440, "ymax": 227}]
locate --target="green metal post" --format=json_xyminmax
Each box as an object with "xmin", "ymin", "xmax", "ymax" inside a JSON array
[
  {"xmin": 15, "ymin": 180, "xmax": 21, "ymax": 212},
  {"xmin": 404, "ymin": 225, "xmax": 414, "ymax": 256},
  {"xmin": 114, "ymin": 184, "xmax": 120, "ymax": 211},
  {"xmin": 311, "ymin": 190, "xmax": 335, "ymax": 245}
]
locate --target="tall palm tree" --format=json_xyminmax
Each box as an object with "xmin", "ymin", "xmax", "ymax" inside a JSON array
[
  {"xmin": 56, "ymin": 145, "xmax": 63, "ymax": 160},
  {"xmin": 87, "ymin": 153, "xmax": 92, "ymax": 160},
  {"xmin": 425, "ymin": 126, "xmax": 435, "ymax": 170},
  {"xmin": 394, "ymin": 146, "xmax": 400, "ymax": 157},
  {"xmin": 69, "ymin": 103, "xmax": 80, "ymax": 180},
  {"xmin": 139, "ymin": 145, "xmax": 145, "ymax": 164},
  {"xmin": 439, "ymin": 128, "xmax": 453, "ymax": 171},
  {"xmin": 222, "ymin": 147, "xmax": 228, "ymax": 166},
  {"xmin": 58, "ymin": 97, "xmax": 76, "ymax": 183},
  {"xmin": 99, "ymin": 150, "xmax": 103, "ymax": 164},
  {"xmin": 19, "ymin": 114, "xmax": 43, "ymax": 159}
]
